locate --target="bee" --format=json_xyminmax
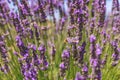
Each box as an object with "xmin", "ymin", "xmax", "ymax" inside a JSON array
[{"xmin": 64, "ymin": 39, "xmax": 68, "ymax": 43}]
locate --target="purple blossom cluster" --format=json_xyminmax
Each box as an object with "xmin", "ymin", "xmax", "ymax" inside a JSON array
[
  {"xmin": 0, "ymin": 35, "xmax": 9, "ymax": 74},
  {"xmin": 59, "ymin": 49, "xmax": 70, "ymax": 77},
  {"xmin": 0, "ymin": 0, "xmax": 120, "ymax": 80}
]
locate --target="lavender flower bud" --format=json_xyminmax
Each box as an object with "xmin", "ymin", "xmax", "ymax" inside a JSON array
[
  {"xmin": 82, "ymin": 63, "xmax": 88, "ymax": 79},
  {"xmin": 77, "ymin": 42, "xmax": 86, "ymax": 65},
  {"xmin": 51, "ymin": 44, "xmax": 56, "ymax": 60},
  {"xmin": 0, "ymin": 35, "xmax": 9, "ymax": 73},
  {"xmin": 59, "ymin": 49, "xmax": 70, "ymax": 77},
  {"xmin": 90, "ymin": 34, "xmax": 96, "ymax": 43},
  {"xmin": 75, "ymin": 72, "xmax": 85, "ymax": 80},
  {"xmin": 38, "ymin": 44, "xmax": 49, "ymax": 70},
  {"xmin": 62, "ymin": 49, "xmax": 70, "ymax": 59}
]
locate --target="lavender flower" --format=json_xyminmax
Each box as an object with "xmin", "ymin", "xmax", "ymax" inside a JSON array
[
  {"xmin": 98, "ymin": 0, "xmax": 106, "ymax": 28},
  {"xmin": 33, "ymin": 22, "xmax": 40, "ymax": 44},
  {"xmin": 77, "ymin": 42, "xmax": 86, "ymax": 65},
  {"xmin": 76, "ymin": 0, "xmax": 84, "ymax": 41},
  {"xmin": 50, "ymin": 44, "xmax": 56, "ymax": 60},
  {"xmin": 0, "ymin": 35, "xmax": 9, "ymax": 73},
  {"xmin": 62, "ymin": 49, "xmax": 70, "ymax": 59},
  {"xmin": 101, "ymin": 54, "xmax": 108, "ymax": 68},
  {"xmin": 75, "ymin": 72, "xmax": 85, "ymax": 80},
  {"xmin": 38, "ymin": 44, "xmax": 49, "ymax": 70},
  {"xmin": 96, "ymin": 44, "xmax": 102, "ymax": 56},
  {"xmin": 112, "ymin": 0, "xmax": 120, "ymax": 34},
  {"xmin": 89, "ymin": 34, "xmax": 102, "ymax": 80},
  {"xmin": 90, "ymin": 34, "xmax": 96, "ymax": 59},
  {"xmin": 0, "ymin": 0, "xmax": 120, "ymax": 79},
  {"xmin": 59, "ymin": 49, "xmax": 70, "ymax": 77},
  {"xmin": 15, "ymin": 35, "xmax": 39, "ymax": 80},
  {"xmin": 111, "ymin": 39, "xmax": 120, "ymax": 66},
  {"xmin": 82, "ymin": 63, "xmax": 88, "ymax": 79},
  {"xmin": 90, "ymin": 34, "xmax": 96, "ymax": 43}
]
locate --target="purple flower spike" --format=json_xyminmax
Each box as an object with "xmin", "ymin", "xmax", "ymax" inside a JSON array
[
  {"xmin": 75, "ymin": 72, "xmax": 85, "ymax": 80},
  {"xmin": 50, "ymin": 44, "xmax": 56, "ymax": 60},
  {"xmin": 28, "ymin": 43, "xmax": 36, "ymax": 50},
  {"xmin": 90, "ymin": 34, "xmax": 96, "ymax": 43},
  {"xmin": 82, "ymin": 64, "xmax": 88, "ymax": 72},
  {"xmin": 59, "ymin": 62, "xmax": 66, "ymax": 70},
  {"xmin": 38, "ymin": 44, "xmax": 45, "ymax": 52},
  {"xmin": 16, "ymin": 35, "xmax": 23, "ymax": 46},
  {"xmin": 82, "ymin": 63, "xmax": 88, "ymax": 79},
  {"xmin": 62, "ymin": 50, "xmax": 70, "ymax": 58},
  {"xmin": 96, "ymin": 44, "xmax": 102, "ymax": 56},
  {"xmin": 59, "ymin": 49, "xmax": 70, "ymax": 77},
  {"xmin": 0, "ymin": 35, "xmax": 9, "ymax": 73}
]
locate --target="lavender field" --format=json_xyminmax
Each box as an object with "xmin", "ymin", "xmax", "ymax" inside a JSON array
[{"xmin": 0, "ymin": 0, "xmax": 120, "ymax": 80}]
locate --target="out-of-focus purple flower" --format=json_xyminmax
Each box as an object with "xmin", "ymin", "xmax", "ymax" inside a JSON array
[
  {"xmin": 59, "ymin": 17, "xmax": 66, "ymax": 31},
  {"xmin": 90, "ymin": 17, "xmax": 96, "ymax": 34},
  {"xmin": 40, "ymin": 60, "xmax": 49, "ymax": 70},
  {"xmin": 62, "ymin": 50, "xmax": 70, "ymax": 58},
  {"xmin": 38, "ymin": 44, "xmax": 49, "ymax": 71},
  {"xmin": 82, "ymin": 64, "xmax": 88, "ymax": 73},
  {"xmin": 112, "ymin": 0, "xmax": 120, "ymax": 34},
  {"xmin": 112, "ymin": 52, "xmax": 119, "ymax": 62},
  {"xmin": 77, "ymin": 42, "xmax": 86, "ymax": 64},
  {"xmin": 90, "ymin": 35, "xmax": 96, "ymax": 59},
  {"xmin": 59, "ymin": 49, "xmax": 70, "ymax": 77},
  {"xmin": 0, "ymin": 35, "xmax": 9, "ymax": 73},
  {"xmin": 38, "ymin": 44, "xmax": 46, "ymax": 54},
  {"xmin": 90, "ymin": 59, "xmax": 98, "ymax": 67},
  {"xmin": 111, "ymin": 40, "xmax": 119, "ymax": 66},
  {"xmin": 89, "ymin": 34, "xmax": 102, "ymax": 80},
  {"xmin": 82, "ymin": 63, "xmax": 88, "ymax": 79},
  {"xmin": 101, "ymin": 54, "xmax": 108, "ymax": 68},
  {"xmin": 50, "ymin": 44, "xmax": 56, "ymax": 60},
  {"xmin": 75, "ymin": 72, "xmax": 85, "ymax": 80},
  {"xmin": 90, "ymin": 34, "xmax": 96, "ymax": 43},
  {"xmin": 28, "ymin": 43, "xmax": 36, "ymax": 50},
  {"xmin": 16, "ymin": 35, "xmax": 24, "ymax": 46},
  {"xmin": 67, "ymin": 25, "xmax": 76, "ymax": 30},
  {"xmin": 98, "ymin": 0, "xmax": 106, "ymax": 28},
  {"xmin": 59, "ymin": 62, "xmax": 66, "ymax": 70},
  {"xmin": 96, "ymin": 44, "xmax": 102, "ymax": 56},
  {"xmin": 66, "ymin": 37, "xmax": 79, "ymax": 44}
]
